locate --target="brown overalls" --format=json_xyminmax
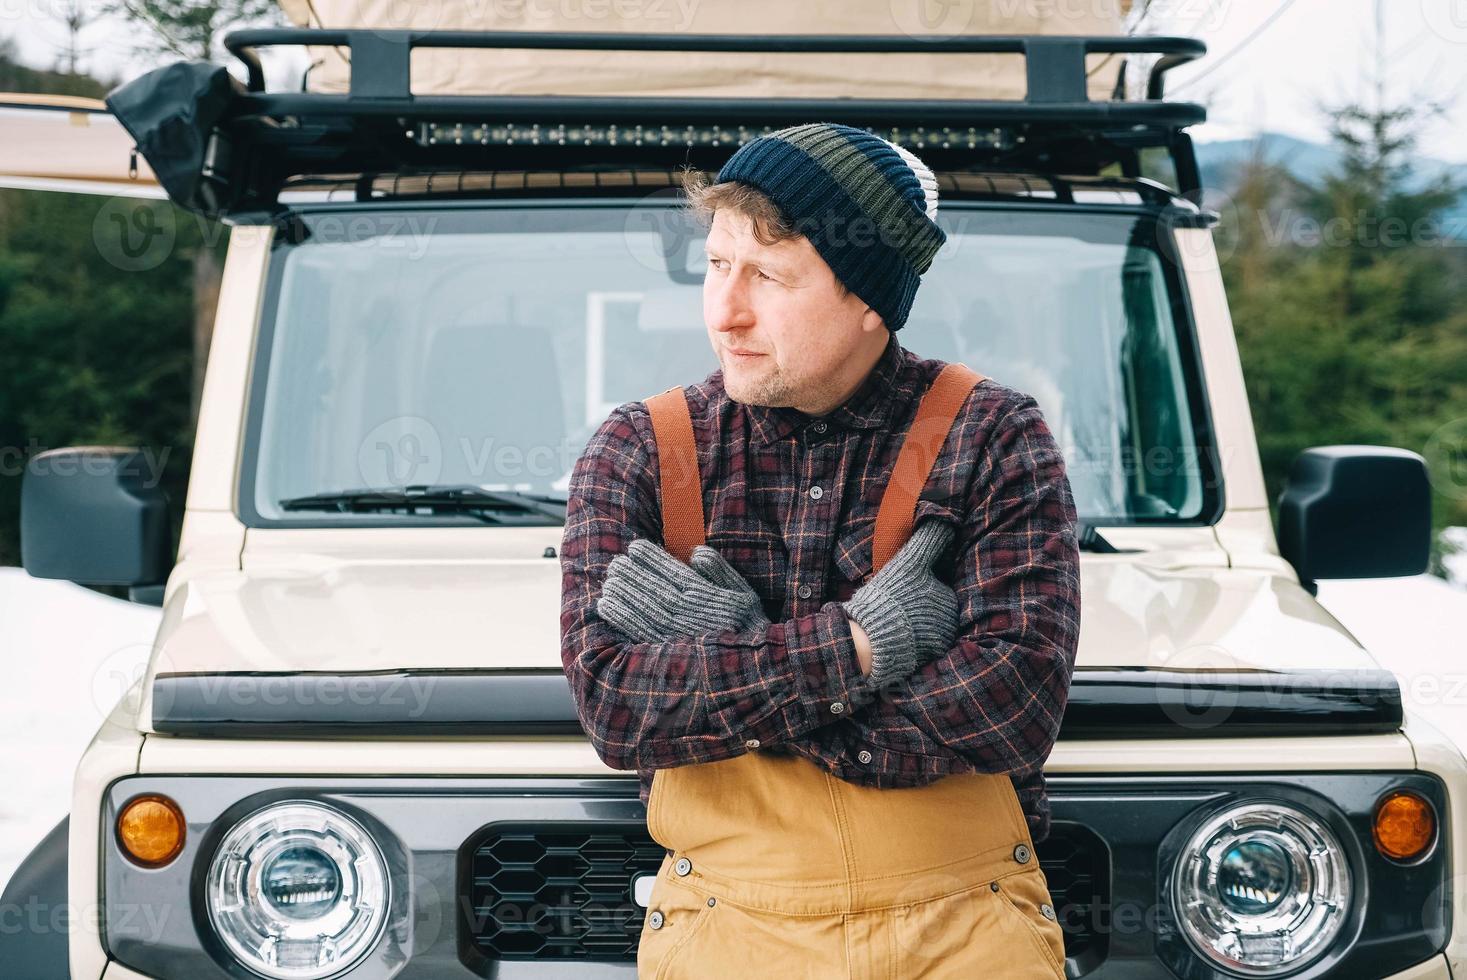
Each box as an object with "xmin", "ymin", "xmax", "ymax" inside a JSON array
[{"xmin": 635, "ymin": 364, "xmax": 1067, "ymax": 979}]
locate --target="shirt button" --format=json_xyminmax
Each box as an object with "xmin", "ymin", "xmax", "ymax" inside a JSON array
[
  {"xmin": 857, "ymin": 750, "xmax": 872, "ymax": 764},
  {"xmin": 648, "ymin": 910, "xmax": 664, "ymax": 929},
  {"xmin": 808, "ymin": 485, "xmax": 823, "ymax": 500},
  {"xmin": 675, "ymin": 857, "xmax": 692, "ymax": 876},
  {"xmin": 744, "ymin": 738, "xmax": 761, "ymax": 749},
  {"xmin": 812, "ymin": 421, "xmax": 828, "ymax": 434},
  {"xmin": 830, "ymin": 701, "xmax": 845, "ymax": 714},
  {"xmin": 796, "ymin": 583, "xmax": 812, "ymax": 599}
]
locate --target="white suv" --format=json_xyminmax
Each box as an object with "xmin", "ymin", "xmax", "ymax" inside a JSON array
[{"xmin": 1, "ymin": 28, "xmax": 1460, "ymax": 980}]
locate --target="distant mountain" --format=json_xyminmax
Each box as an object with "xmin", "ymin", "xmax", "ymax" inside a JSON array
[{"xmin": 1195, "ymin": 133, "xmax": 1467, "ymax": 239}]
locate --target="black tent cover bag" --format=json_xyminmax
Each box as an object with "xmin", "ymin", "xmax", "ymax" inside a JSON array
[{"xmin": 104, "ymin": 61, "xmax": 243, "ymax": 217}]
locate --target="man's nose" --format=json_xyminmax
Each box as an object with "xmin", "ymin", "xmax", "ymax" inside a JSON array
[{"xmin": 705, "ymin": 270, "xmax": 755, "ymax": 334}]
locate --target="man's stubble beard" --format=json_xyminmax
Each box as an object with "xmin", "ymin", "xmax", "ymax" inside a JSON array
[
  {"xmin": 726, "ymin": 360, "xmax": 840, "ymax": 414},
  {"xmin": 728, "ymin": 374, "xmax": 790, "ymax": 408}
]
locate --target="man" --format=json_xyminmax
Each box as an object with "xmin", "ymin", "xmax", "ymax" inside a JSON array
[{"xmin": 560, "ymin": 122, "xmax": 1081, "ymax": 977}]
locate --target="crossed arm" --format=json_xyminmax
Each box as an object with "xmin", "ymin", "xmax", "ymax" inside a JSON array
[{"xmin": 557, "ymin": 392, "xmax": 1082, "ymax": 781}]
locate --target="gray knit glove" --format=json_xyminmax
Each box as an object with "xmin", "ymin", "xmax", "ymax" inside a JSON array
[
  {"xmin": 597, "ymin": 539, "xmax": 772, "ymax": 641},
  {"xmin": 841, "ymin": 519, "xmax": 960, "ymax": 686}
]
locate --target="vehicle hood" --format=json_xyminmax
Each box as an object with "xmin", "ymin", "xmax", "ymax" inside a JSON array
[{"xmin": 146, "ymin": 531, "xmax": 1380, "ymax": 678}]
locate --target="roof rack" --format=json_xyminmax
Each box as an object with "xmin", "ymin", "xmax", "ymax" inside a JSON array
[{"xmin": 106, "ymin": 29, "xmax": 1208, "ymax": 221}]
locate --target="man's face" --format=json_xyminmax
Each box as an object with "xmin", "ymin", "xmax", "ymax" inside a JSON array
[{"xmin": 702, "ymin": 208, "xmax": 885, "ymax": 411}]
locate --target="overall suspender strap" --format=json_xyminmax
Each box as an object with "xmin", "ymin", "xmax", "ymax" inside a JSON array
[
  {"xmin": 645, "ymin": 361, "xmax": 984, "ymax": 570},
  {"xmin": 644, "ymin": 386, "xmax": 706, "ymax": 565},
  {"xmin": 870, "ymin": 362, "xmax": 986, "ymax": 575}
]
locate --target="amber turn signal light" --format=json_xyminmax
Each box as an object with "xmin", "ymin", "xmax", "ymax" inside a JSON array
[
  {"xmin": 1373, "ymin": 790, "xmax": 1435, "ymax": 861},
  {"xmin": 117, "ymin": 794, "xmax": 186, "ymax": 867}
]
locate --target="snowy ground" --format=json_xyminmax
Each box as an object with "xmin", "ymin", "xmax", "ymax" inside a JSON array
[
  {"xmin": 1442, "ymin": 527, "xmax": 1467, "ymax": 588},
  {"xmin": 1, "ymin": 563, "xmax": 1465, "ymax": 895},
  {"xmin": 0, "ymin": 567, "xmax": 159, "ymax": 891}
]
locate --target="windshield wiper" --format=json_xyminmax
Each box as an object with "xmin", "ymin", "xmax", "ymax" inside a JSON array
[
  {"xmin": 279, "ymin": 484, "xmax": 568, "ymax": 523},
  {"xmin": 1077, "ymin": 521, "xmax": 1134, "ymax": 553}
]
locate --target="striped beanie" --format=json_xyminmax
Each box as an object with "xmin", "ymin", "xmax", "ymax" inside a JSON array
[{"xmin": 714, "ymin": 122, "xmax": 945, "ymax": 332}]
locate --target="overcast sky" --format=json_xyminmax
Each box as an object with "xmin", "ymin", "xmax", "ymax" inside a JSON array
[
  {"xmin": 7, "ymin": 0, "xmax": 1467, "ymax": 163},
  {"xmin": 1151, "ymin": 0, "xmax": 1467, "ymax": 162}
]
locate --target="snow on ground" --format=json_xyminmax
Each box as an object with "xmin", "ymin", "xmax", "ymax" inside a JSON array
[
  {"xmin": 0, "ymin": 567, "xmax": 159, "ymax": 892},
  {"xmin": 1443, "ymin": 527, "xmax": 1467, "ymax": 589}
]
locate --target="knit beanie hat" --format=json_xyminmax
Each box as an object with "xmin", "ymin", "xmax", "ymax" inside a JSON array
[{"xmin": 713, "ymin": 122, "xmax": 945, "ymax": 332}]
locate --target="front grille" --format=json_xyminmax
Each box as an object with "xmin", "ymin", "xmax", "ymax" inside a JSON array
[
  {"xmin": 463, "ymin": 823, "xmax": 665, "ymax": 960},
  {"xmin": 1040, "ymin": 823, "xmax": 1110, "ymax": 969},
  {"xmin": 462, "ymin": 822, "xmax": 1109, "ymax": 966}
]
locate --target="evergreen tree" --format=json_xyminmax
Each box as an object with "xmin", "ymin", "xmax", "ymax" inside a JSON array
[
  {"xmin": 1220, "ymin": 99, "xmax": 1467, "ymax": 577},
  {"xmin": 0, "ymin": 49, "xmax": 216, "ymax": 570}
]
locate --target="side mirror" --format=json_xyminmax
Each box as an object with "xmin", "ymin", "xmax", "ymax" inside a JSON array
[
  {"xmin": 1276, "ymin": 446, "xmax": 1431, "ymax": 588},
  {"xmin": 20, "ymin": 447, "xmax": 173, "ymax": 592}
]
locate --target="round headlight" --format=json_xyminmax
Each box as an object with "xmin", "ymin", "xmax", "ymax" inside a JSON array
[
  {"xmin": 1172, "ymin": 801, "xmax": 1350, "ymax": 976},
  {"xmin": 206, "ymin": 801, "xmax": 389, "ymax": 980}
]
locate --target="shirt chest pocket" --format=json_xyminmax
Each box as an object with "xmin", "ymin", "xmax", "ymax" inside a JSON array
[
  {"xmin": 704, "ymin": 523, "xmax": 787, "ymax": 617},
  {"xmin": 831, "ymin": 498, "xmax": 964, "ymax": 598},
  {"xmin": 831, "ymin": 513, "xmax": 877, "ymax": 595}
]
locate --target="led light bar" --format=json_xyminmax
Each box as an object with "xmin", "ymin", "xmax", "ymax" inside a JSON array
[{"xmin": 411, "ymin": 122, "xmax": 1014, "ymax": 152}]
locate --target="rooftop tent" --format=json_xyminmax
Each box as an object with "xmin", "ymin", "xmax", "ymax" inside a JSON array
[
  {"xmin": 0, "ymin": 95, "xmax": 162, "ymax": 198},
  {"xmin": 275, "ymin": 0, "xmax": 1135, "ymax": 101}
]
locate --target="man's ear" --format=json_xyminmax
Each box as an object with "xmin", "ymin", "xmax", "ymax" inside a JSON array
[{"xmin": 861, "ymin": 306, "xmax": 886, "ymax": 334}]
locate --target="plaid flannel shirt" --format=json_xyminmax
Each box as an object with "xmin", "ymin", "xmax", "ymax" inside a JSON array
[{"xmin": 558, "ymin": 333, "xmax": 1081, "ymax": 842}]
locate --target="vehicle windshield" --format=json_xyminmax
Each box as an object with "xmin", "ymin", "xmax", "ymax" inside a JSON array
[{"xmin": 241, "ymin": 200, "xmax": 1217, "ymax": 526}]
